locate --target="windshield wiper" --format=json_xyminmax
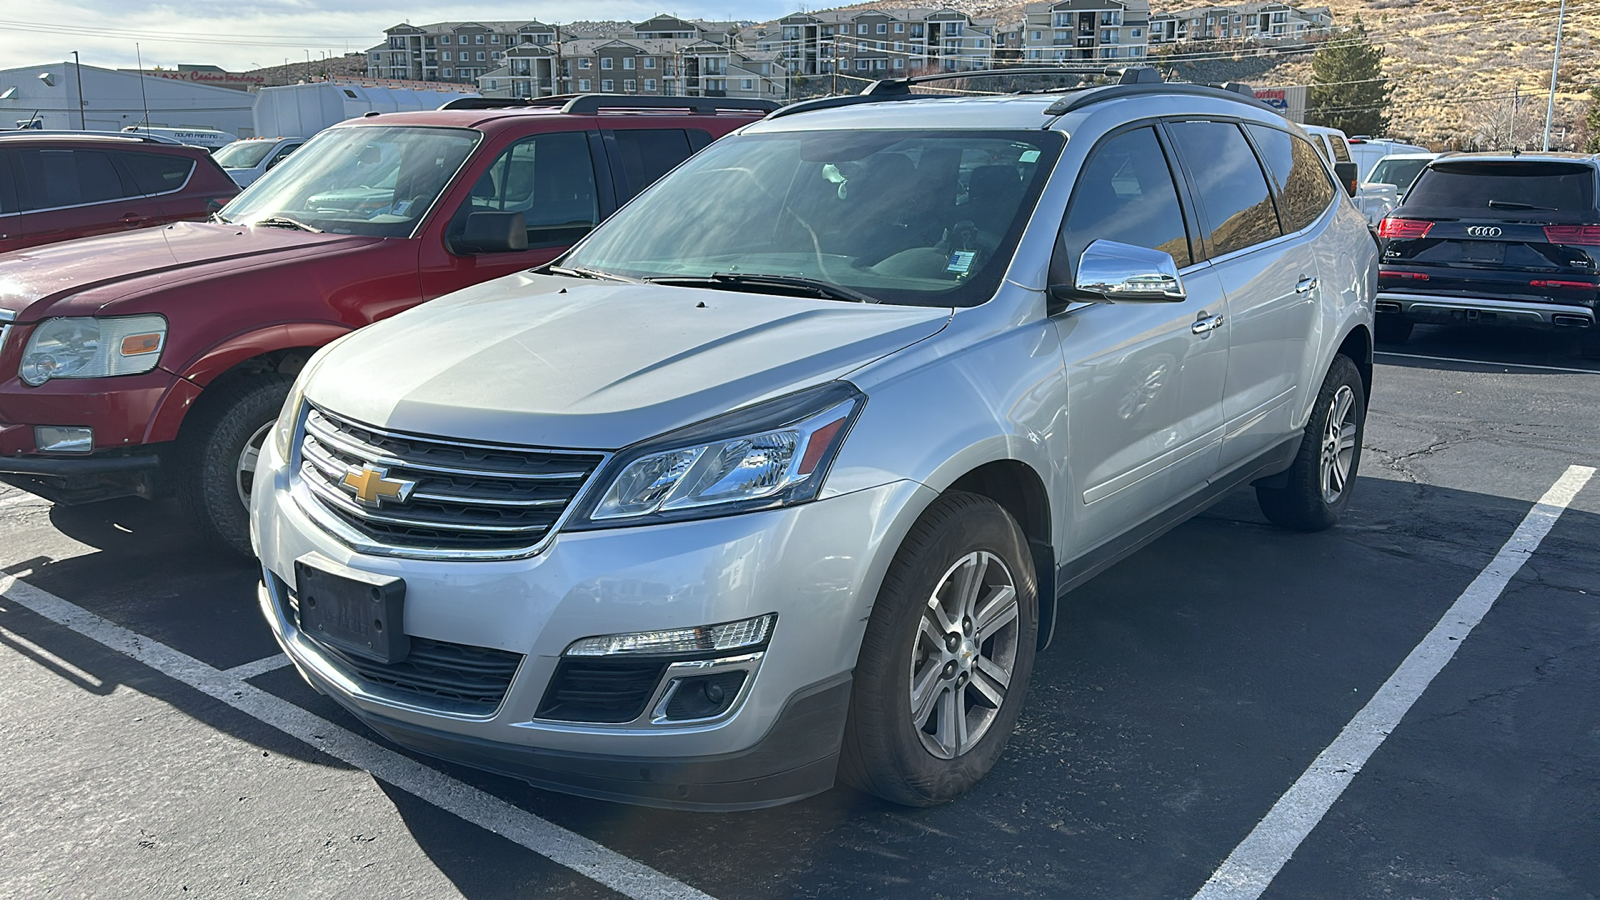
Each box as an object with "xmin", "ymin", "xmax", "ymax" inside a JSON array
[
  {"xmin": 546, "ymin": 264, "xmax": 636, "ymax": 283},
  {"xmin": 252, "ymin": 215, "xmax": 322, "ymax": 233},
  {"xmin": 646, "ymin": 273, "xmax": 877, "ymax": 304},
  {"xmin": 1487, "ymin": 199, "xmax": 1558, "ymax": 211},
  {"xmin": 210, "ymin": 212, "xmax": 232, "ymax": 225}
]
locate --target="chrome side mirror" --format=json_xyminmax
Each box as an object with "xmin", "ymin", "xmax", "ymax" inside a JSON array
[{"xmin": 1053, "ymin": 239, "xmax": 1186, "ymax": 304}]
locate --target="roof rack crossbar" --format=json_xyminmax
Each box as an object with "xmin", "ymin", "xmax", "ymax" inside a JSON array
[{"xmin": 438, "ymin": 93, "xmax": 777, "ymax": 115}]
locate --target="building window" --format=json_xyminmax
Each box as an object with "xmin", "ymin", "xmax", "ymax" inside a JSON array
[
  {"xmin": 625, "ymin": 78, "xmax": 636, "ymax": 91},
  {"xmin": 578, "ymin": 58, "xmax": 591, "ymax": 69},
  {"xmin": 856, "ymin": 58, "xmax": 868, "ymax": 70},
  {"xmin": 858, "ymin": 24, "xmax": 868, "ymax": 34},
  {"xmin": 579, "ymin": 78, "xmax": 591, "ymax": 91},
  {"xmin": 877, "ymin": 23, "xmax": 887, "ymax": 33},
  {"xmin": 895, "ymin": 41, "xmax": 905, "ymax": 51},
  {"xmin": 895, "ymin": 22, "xmax": 905, "ymax": 33},
  {"xmin": 441, "ymin": 35, "xmax": 451, "ymax": 44},
  {"xmin": 644, "ymin": 57, "xmax": 656, "ymax": 69},
  {"xmin": 442, "ymin": 51, "xmax": 452, "ymax": 61},
  {"xmin": 624, "ymin": 57, "xmax": 635, "ymax": 69},
  {"xmin": 893, "ymin": 58, "xmax": 905, "ymax": 69},
  {"xmin": 491, "ymin": 34, "xmax": 500, "ymax": 43},
  {"xmin": 602, "ymin": 78, "xmax": 614, "ymax": 91},
  {"xmin": 443, "ymin": 68, "xmax": 453, "ymax": 76},
  {"xmin": 1031, "ymin": 30, "xmax": 1042, "ymax": 40},
  {"xmin": 645, "ymin": 78, "xmax": 656, "ymax": 90},
  {"xmin": 476, "ymin": 51, "xmax": 485, "ymax": 61},
  {"xmin": 492, "ymin": 51, "xmax": 502, "ymax": 60},
  {"xmin": 877, "ymin": 41, "xmax": 885, "ymax": 50},
  {"xmin": 475, "ymin": 34, "xmax": 485, "ymax": 44},
  {"xmin": 1132, "ymin": 28, "xmax": 1142, "ymax": 37},
  {"xmin": 601, "ymin": 57, "xmax": 613, "ymax": 69}
]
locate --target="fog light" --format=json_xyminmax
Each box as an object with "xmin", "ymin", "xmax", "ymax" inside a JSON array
[
  {"xmin": 34, "ymin": 425, "xmax": 93, "ymax": 454},
  {"xmin": 563, "ymin": 613, "xmax": 776, "ymax": 657},
  {"xmin": 661, "ymin": 671, "xmax": 748, "ymax": 721}
]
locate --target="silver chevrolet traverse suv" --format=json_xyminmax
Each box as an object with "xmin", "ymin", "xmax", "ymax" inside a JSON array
[{"xmin": 251, "ymin": 73, "xmax": 1378, "ymax": 810}]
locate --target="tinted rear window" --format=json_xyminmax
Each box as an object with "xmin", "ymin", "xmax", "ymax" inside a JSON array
[{"xmin": 1405, "ymin": 161, "xmax": 1597, "ymax": 219}]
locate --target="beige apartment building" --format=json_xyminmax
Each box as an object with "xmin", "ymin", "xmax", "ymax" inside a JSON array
[
  {"xmin": 479, "ymin": 35, "xmax": 788, "ymax": 102},
  {"xmin": 770, "ymin": 8, "xmax": 998, "ymax": 83},
  {"xmin": 1147, "ymin": 2, "xmax": 1332, "ymax": 43},
  {"xmin": 1019, "ymin": 0, "xmax": 1152, "ymax": 63}
]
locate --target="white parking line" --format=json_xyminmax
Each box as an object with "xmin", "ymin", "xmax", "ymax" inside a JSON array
[
  {"xmin": 1374, "ymin": 351, "xmax": 1600, "ymax": 375},
  {"xmin": 1193, "ymin": 463, "xmax": 1595, "ymax": 900},
  {"xmin": 0, "ymin": 572, "xmax": 715, "ymax": 900},
  {"xmin": 221, "ymin": 653, "xmax": 292, "ymax": 680}
]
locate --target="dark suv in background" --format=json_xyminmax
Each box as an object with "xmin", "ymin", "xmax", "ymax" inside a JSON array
[
  {"xmin": 0, "ymin": 132, "xmax": 238, "ymax": 253},
  {"xmin": 1376, "ymin": 153, "xmax": 1600, "ymax": 357}
]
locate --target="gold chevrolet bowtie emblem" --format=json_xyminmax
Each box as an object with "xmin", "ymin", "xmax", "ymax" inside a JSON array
[{"xmin": 340, "ymin": 464, "xmax": 415, "ymax": 507}]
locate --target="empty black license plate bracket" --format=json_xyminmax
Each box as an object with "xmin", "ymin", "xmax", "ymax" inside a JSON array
[{"xmin": 295, "ymin": 555, "xmax": 409, "ymax": 664}]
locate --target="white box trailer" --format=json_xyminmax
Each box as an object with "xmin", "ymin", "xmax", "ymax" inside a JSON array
[{"xmin": 251, "ymin": 82, "xmax": 479, "ymax": 140}]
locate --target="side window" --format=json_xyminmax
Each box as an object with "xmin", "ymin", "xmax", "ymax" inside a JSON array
[
  {"xmin": 1166, "ymin": 121, "xmax": 1282, "ymax": 257},
  {"xmin": 15, "ymin": 149, "xmax": 130, "ymax": 209},
  {"xmin": 460, "ymin": 131, "xmax": 598, "ymax": 248},
  {"xmin": 1245, "ymin": 125, "xmax": 1335, "ymax": 234},
  {"xmin": 609, "ymin": 129, "xmax": 694, "ymax": 201},
  {"xmin": 0, "ymin": 151, "xmax": 16, "ymax": 215},
  {"xmin": 1059, "ymin": 126, "xmax": 1192, "ymax": 274},
  {"xmin": 117, "ymin": 151, "xmax": 196, "ymax": 195},
  {"xmin": 1329, "ymin": 137, "xmax": 1353, "ymax": 164}
]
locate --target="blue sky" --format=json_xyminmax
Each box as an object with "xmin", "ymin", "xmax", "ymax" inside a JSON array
[{"xmin": 1, "ymin": 1, "xmax": 803, "ymax": 72}]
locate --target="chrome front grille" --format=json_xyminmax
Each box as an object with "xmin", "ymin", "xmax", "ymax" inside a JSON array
[{"xmin": 296, "ymin": 406, "xmax": 606, "ymax": 559}]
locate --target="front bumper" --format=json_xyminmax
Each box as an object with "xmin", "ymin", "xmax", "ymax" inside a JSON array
[
  {"xmin": 1375, "ymin": 291, "xmax": 1597, "ymax": 329},
  {"xmin": 0, "ymin": 446, "xmax": 165, "ymax": 503},
  {"xmin": 253, "ymin": 432, "xmax": 933, "ymax": 810}
]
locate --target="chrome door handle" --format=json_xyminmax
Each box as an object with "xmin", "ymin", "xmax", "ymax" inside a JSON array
[
  {"xmin": 1295, "ymin": 276, "xmax": 1319, "ymax": 294},
  {"xmin": 1191, "ymin": 313, "xmax": 1224, "ymax": 335}
]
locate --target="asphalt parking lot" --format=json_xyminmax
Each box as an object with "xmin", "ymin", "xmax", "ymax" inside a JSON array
[{"xmin": 2, "ymin": 323, "xmax": 1596, "ymax": 900}]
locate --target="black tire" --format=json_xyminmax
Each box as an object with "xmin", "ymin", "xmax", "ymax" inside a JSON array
[
  {"xmin": 1578, "ymin": 329, "xmax": 1600, "ymax": 360},
  {"xmin": 175, "ymin": 374, "xmax": 291, "ymax": 557},
  {"xmin": 840, "ymin": 491, "xmax": 1038, "ymax": 807},
  {"xmin": 1375, "ymin": 315, "xmax": 1413, "ymax": 344},
  {"xmin": 1256, "ymin": 354, "xmax": 1366, "ymax": 532}
]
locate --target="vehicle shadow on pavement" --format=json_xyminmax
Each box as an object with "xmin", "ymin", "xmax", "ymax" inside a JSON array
[
  {"xmin": 2, "ymin": 472, "xmax": 1597, "ymax": 899},
  {"xmin": 1379, "ymin": 324, "xmax": 1599, "ymax": 371}
]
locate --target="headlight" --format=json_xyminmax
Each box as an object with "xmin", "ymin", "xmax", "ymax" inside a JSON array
[
  {"xmin": 574, "ymin": 381, "xmax": 865, "ymax": 527},
  {"xmin": 18, "ymin": 316, "xmax": 167, "ymax": 386}
]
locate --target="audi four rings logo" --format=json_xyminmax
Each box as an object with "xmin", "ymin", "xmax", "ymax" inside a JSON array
[{"xmin": 1466, "ymin": 226, "xmax": 1503, "ymax": 237}]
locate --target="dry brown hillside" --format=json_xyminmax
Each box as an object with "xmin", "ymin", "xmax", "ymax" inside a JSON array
[{"xmin": 834, "ymin": 0, "xmax": 1596, "ymax": 147}]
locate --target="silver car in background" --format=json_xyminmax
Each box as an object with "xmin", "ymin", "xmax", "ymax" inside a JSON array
[{"xmin": 251, "ymin": 73, "xmax": 1378, "ymax": 810}]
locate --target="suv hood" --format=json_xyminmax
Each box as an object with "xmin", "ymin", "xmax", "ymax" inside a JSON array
[
  {"xmin": 307, "ymin": 273, "xmax": 951, "ymax": 450},
  {"xmin": 0, "ymin": 222, "xmax": 380, "ymax": 318}
]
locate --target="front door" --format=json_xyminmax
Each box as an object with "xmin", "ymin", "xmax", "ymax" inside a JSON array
[
  {"xmin": 418, "ymin": 130, "xmax": 606, "ymax": 301},
  {"xmin": 1052, "ymin": 125, "xmax": 1230, "ymax": 552}
]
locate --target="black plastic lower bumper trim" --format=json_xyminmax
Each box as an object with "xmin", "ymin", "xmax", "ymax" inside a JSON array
[{"xmin": 0, "ymin": 449, "xmax": 164, "ymax": 504}]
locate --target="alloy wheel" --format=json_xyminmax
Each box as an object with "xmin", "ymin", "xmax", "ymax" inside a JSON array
[
  {"xmin": 235, "ymin": 421, "xmax": 275, "ymax": 508},
  {"xmin": 1320, "ymin": 385, "xmax": 1358, "ymax": 504},
  {"xmin": 909, "ymin": 550, "xmax": 1021, "ymax": 759}
]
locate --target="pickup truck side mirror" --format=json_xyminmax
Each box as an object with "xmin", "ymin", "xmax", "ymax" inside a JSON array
[
  {"xmin": 456, "ymin": 211, "xmax": 529, "ymax": 254},
  {"xmin": 1049, "ymin": 240, "xmax": 1186, "ymax": 305},
  {"xmin": 1334, "ymin": 160, "xmax": 1359, "ymax": 197}
]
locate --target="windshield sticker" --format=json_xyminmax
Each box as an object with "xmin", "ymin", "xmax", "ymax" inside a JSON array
[
  {"xmin": 946, "ymin": 250, "xmax": 976, "ymax": 274},
  {"xmin": 1019, "ymin": 149, "xmax": 1040, "ymax": 163},
  {"xmin": 392, "ymin": 199, "xmax": 413, "ymax": 216}
]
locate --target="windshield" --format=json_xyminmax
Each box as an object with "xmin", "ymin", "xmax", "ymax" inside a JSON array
[
  {"xmin": 1368, "ymin": 157, "xmax": 1431, "ymax": 192},
  {"xmin": 214, "ymin": 141, "xmax": 278, "ymax": 169},
  {"xmin": 219, "ymin": 125, "xmax": 480, "ymax": 237},
  {"xmin": 562, "ymin": 129, "xmax": 1063, "ymax": 307}
]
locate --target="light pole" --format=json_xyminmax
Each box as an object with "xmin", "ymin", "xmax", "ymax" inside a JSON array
[
  {"xmin": 71, "ymin": 50, "xmax": 85, "ymax": 129},
  {"xmin": 1543, "ymin": 0, "xmax": 1566, "ymax": 151}
]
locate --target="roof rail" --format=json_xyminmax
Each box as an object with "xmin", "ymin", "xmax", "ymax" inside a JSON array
[
  {"xmin": 770, "ymin": 66, "xmax": 1169, "ymax": 120},
  {"xmin": 438, "ymin": 93, "xmax": 777, "ymax": 115},
  {"xmin": 1043, "ymin": 80, "xmax": 1273, "ymax": 117},
  {"xmin": 0, "ymin": 129, "xmax": 183, "ymax": 144}
]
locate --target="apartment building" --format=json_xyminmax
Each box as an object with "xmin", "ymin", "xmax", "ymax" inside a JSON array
[
  {"xmin": 773, "ymin": 8, "xmax": 998, "ymax": 81},
  {"xmin": 1019, "ymin": 0, "xmax": 1151, "ymax": 63},
  {"xmin": 1147, "ymin": 2, "xmax": 1332, "ymax": 44},
  {"xmin": 368, "ymin": 16, "xmax": 747, "ymax": 85},
  {"xmin": 479, "ymin": 36, "xmax": 788, "ymax": 102}
]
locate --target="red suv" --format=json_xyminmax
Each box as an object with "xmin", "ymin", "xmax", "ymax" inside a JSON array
[
  {"xmin": 0, "ymin": 96, "xmax": 773, "ymax": 553},
  {"xmin": 0, "ymin": 132, "xmax": 239, "ymax": 253}
]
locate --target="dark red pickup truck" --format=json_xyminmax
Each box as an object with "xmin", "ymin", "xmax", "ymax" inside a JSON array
[{"xmin": 0, "ymin": 95, "xmax": 772, "ymax": 554}]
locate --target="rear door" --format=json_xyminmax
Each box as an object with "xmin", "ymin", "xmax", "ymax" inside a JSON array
[
  {"xmin": 419, "ymin": 129, "xmax": 609, "ymax": 300},
  {"xmin": 113, "ymin": 150, "xmax": 207, "ymax": 225},
  {"xmin": 11, "ymin": 147, "xmax": 152, "ymax": 248},
  {"xmin": 1165, "ymin": 119, "xmax": 1318, "ymax": 472},
  {"xmin": 1380, "ymin": 160, "xmax": 1600, "ymax": 314}
]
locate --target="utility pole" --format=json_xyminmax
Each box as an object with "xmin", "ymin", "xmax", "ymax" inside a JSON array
[
  {"xmin": 1543, "ymin": 0, "xmax": 1566, "ymax": 151},
  {"xmin": 1510, "ymin": 86, "xmax": 1518, "ymax": 149},
  {"xmin": 71, "ymin": 50, "xmax": 85, "ymax": 129}
]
